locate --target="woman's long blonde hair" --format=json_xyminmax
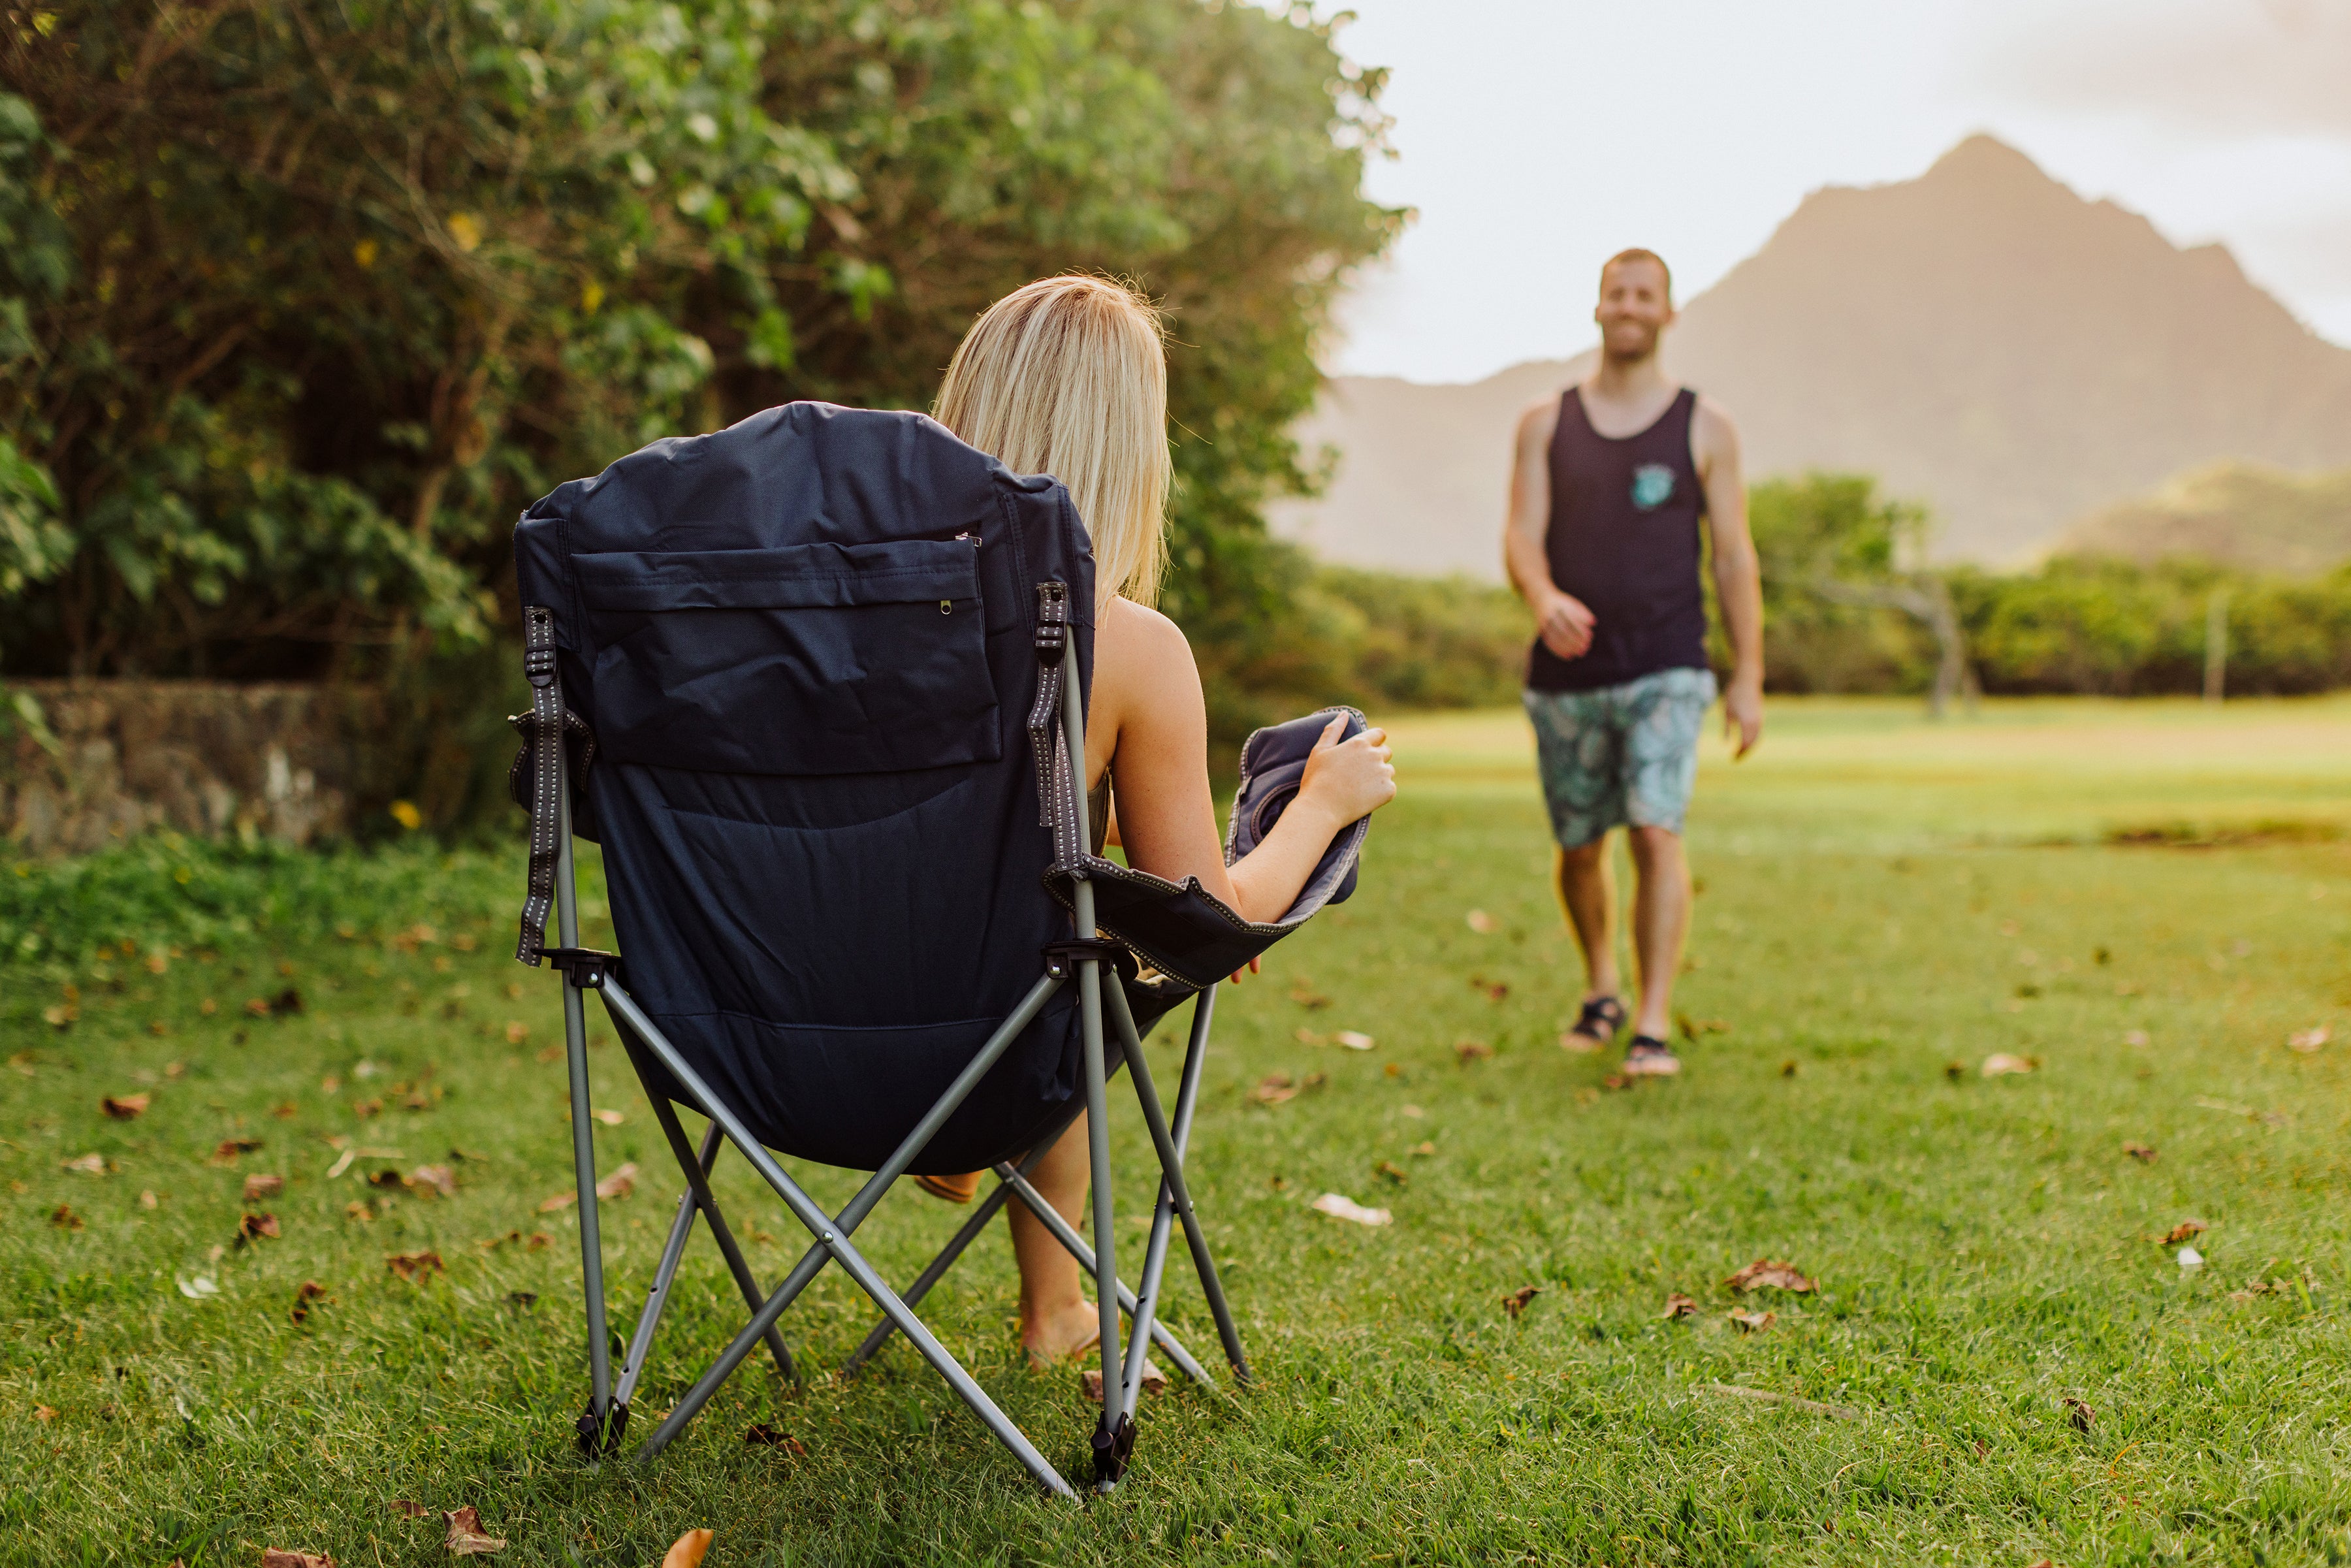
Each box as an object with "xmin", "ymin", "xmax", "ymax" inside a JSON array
[{"xmin": 934, "ymin": 275, "xmax": 1170, "ymax": 609}]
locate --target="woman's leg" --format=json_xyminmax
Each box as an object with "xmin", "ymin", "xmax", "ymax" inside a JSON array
[{"xmin": 1010, "ymin": 1112, "xmax": 1099, "ymax": 1362}]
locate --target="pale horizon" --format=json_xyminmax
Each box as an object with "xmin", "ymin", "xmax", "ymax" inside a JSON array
[{"xmin": 1313, "ymin": 0, "xmax": 2351, "ymax": 385}]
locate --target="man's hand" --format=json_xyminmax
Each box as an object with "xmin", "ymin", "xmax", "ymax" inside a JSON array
[
  {"xmin": 1535, "ymin": 589, "xmax": 1597, "ymax": 660},
  {"xmin": 1723, "ymin": 676, "xmax": 1763, "ymax": 759}
]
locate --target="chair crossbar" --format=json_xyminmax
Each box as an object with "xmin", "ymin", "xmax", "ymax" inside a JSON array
[
  {"xmin": 599, "ymin": 977, "xmax": 1076, "ymax": 1496},
  {"xmin": 1119, "ymin": 984, "xmax": 1217, "ymax": 1417},
  {"xmin": 1104, "ymin": 977, "xmax": 1252, "ymax": 1394},
  {"xmin": 617, "ymin": 1090, "xmax": 795, "ymax": 1403}
]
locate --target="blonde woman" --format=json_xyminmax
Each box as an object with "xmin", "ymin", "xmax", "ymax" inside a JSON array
[{"xmin": 922, "ymin": 274, "xmax": 1400, "ymax": 1366}]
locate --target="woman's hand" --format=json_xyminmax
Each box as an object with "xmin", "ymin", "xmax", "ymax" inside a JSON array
[{"xmin": 1296, "ymin": 712, "xmax": 1397, "ymax": 829}]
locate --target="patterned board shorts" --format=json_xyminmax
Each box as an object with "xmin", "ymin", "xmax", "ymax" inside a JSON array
[{"xmin": 1523, "ymin": 667, "xmax": 1718, "ymax": 850}]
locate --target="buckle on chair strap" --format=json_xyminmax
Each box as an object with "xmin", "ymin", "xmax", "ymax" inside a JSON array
[
  {"xmin": 540, "ymin": 946, "xmax": 618, "ymax": 989},
  {"xmin": 1043, "ymin": 938, "xmax": 1132, "ymax": 982}
]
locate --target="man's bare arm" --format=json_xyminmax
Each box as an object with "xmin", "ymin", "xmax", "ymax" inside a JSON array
[
  {"xmin": 1694, "ymin": 396, "xmax": 1763, "ymax": 757},
  {"xmin": 1503, "ymin": 396, "xmax": 1594, "ymax": 660}
]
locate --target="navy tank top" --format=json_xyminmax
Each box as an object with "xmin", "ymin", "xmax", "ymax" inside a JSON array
[{"xmin": 1526, "ymin": 385, "xmax": 1711, "ymax": 694}]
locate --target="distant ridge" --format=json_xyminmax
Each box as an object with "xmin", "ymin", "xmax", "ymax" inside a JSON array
[
  {"xmin": 1275, "ymin": 135, "xmax": 2351, "ymax": 576},
  {"xmin": 2052, "ymin": 461, "xmax": 2351, "ymax": 575}
]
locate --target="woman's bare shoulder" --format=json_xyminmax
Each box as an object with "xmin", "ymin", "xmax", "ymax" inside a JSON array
[
  {"xmin": 1098, "ymin": 595, "xmax": 1195, "ymax": 671},
  {"xmin": 1095, "ymin": 596, "xmax": 1203, "ymax": 730}
]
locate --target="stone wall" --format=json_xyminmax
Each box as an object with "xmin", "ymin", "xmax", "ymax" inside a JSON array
[{"xmin": 3, "ymin": 680, "xmax": 364, "ymax": 855}]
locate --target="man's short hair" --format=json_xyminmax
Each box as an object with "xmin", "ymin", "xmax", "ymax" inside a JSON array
[{"xmin": 1600, "ymin": 248, "xmax": 1672, "ymax": 302}]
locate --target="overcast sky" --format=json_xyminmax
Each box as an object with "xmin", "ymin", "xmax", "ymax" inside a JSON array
[{"xmin": 1315, "ymin": 0, "xmax": 2351, "ymax": 384}]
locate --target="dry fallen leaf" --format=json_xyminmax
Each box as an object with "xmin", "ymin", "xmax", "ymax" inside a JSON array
[
  {"xmin": 1729, "ymin": 1309, "xmax": 1776, "ymax": 1333},
  {"xmin": 661, "ymin": 1530, "xmax": 715, "ymax": 1568},
  {"xmin": 1409, "ymin": 1141, "xmax": 1436, "ymax": 1157},
  {"xmin": 139, "ymin": 1191, "xmax": 159, "ymax": 1209},
  {"xmin": 1600, "ymin": 1073, "xmax": 1629, "ymax": 1091},
  {"xmin": 1469, "ymin": 976, "xmax": 1509, "ymax": 1002},
  {"xmin": 1465, "ymin": 908, "xmax": 1499, "ymax": 934},
  {"xmin": 504, "ymin": 1021, "xmax": 530, "ymax": 1044},
  {"xmin": 1454, "ymin": 1038, "xmax": 1494, "ymax": 1063},
  {"xmin": 1780, "ymin": 1059, "xmax": 1799, "ymax": 1077},
  {"xmin": 1293, "ymin": 1027, "xmax": 1326, "ymax": 1046},
  {"xmin": 1501, "ymin": 1285, "xmax": 1541, "ymax": 1319},
  {"xmin": 410, "ymin": 1164, "xmax": 458, "ymax": 1198},
  {"xmin": 176, "ymin": 1273, "xmax": 219, "ymax": 1300},
  {"xmin": 236, "ymin": 1212, "xmax": 281, "ymax": 1245},
  {"xmin": 1980, "ymin": 1053, "xmax": 2036, "ymax": 1077},
  {"xmin": 1250, "ymin": 1074, "xmax": 1300, "ymax": 1106},
  {"xmin": 1374, "ymin": 1159, "xmax": 1409, "ymax": 1186},
  {"xmin": 103, "ymin": 1094, "xmax": 150, "ymax": 1120},
  {"xmin": 387, "ymin": 1250, "xmax": 445, "ymax": 1282},
  {"xmin": 744, "ymin": 1422, "xmax": 810, "ymax": 1454},
  {"xmin": 261, "ymin": 1552, "xmax": 334, "ymax": 1567},
  {"xmin": 1287, "ymin": 984, "xmax": 1331, "ymax": 1010},
  {"xmin": 61, "ymin": 1152, "xmax": 107, "ymax": 1175},
  {"xmin": 1943, "ymin": 1061, "xmax": 1966, "ymax": 1080},
  {"xmin": 244, "ymin": 1173, "xmax": 285, "ymax": 1202},
  {"xmin": 1334, "ymin": 1030, "xmax": 1375, "ymax": 1051},
  {"xmin": 290, "ymin": 1281, "xmax": 330, "ymax": 1324},
  {"xmin": 2063, "ymin": 1396, "xmax": 2094, "ymax": 1433},
  {"xmin": 33, "ymin": 1404, "xmax": 57, "ymax": 1422},
  {"xmin": 1079, "ymin": 1358, "xmax": 1171, "ymax": 1401},
  {"xmin": 2162, "ymin": 1219, "xmax": 2207, "ymax": 1245},
  {"xmin": 590, "ymin": 1108, "xmax": 625, "ymax": 1126},
  {"xmin": 208, "ymin": 1138, "xmax": 263, "ymax": 1165},
  {"xmin": 1661, "ymin": 1292, "xmax": 1700, "ymax": 1320},
  {"xmin": 1311, "ymin": 1192, "xmax": 1392, "ymax": 1226},
  {"xmin": 1723, "ymin": 1258, "xmax": 1817, "ymax": 1294},
  {"xmin": 594, "ymin": 1162, "xmax": 638, "ymax": 1201},
  {"xmin": 2288, "ymin": 1025, "xmax": 2330, "ymax": 1053},
  {"xmin": 2122, "ymin": 1142, "xmax": 2157, "ymax": 1163},
  {"xmin": 537, "ymin": 1191, "xmax": 577, "ymax": 1213},
  {"xmin": 50, "ymin": 1204, "xmax": 82, "ymax": 1230},
  {"xmin": 443, "ymin": 1505, "xmax": 506, "ymax": 1555},
  {"xmin": 391, "ymin": 1499, "xmax": 429, "ymax": 1518}
]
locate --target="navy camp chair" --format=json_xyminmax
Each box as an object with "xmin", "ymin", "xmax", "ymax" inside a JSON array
[{"xmin": 507, "ymin": 403, "xmax": 1366, "ymax": 1494}]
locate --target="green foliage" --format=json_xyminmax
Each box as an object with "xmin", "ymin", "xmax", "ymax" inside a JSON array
[
  {"xmin": 1744, "ymin": 473, "xmax": 2351, "ymax": 699},
  {"xmin": 1, "ymin": 1, "xmax": 1396, "ymax": 701},
  {"xmin": 1743, "ymin": 473, "xmax": 1938, "ymax": 695},
  {"xmin": 0, "ymin": 832, "xmax": 513, "ymax": 970},
  {"xmin": 1953, "ymin": 558, "xmax": 2351, "ymax": 697}
]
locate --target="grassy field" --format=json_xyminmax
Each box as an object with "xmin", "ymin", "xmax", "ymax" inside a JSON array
[{"xmin": 5, "ymin": 696, "xmax": 2350, "ymax": 1566}]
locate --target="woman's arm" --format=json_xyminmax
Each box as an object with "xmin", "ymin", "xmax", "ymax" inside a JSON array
[{"xmin": 1085, "ymin": 597, "xmax": 1395, "ymax": 925}]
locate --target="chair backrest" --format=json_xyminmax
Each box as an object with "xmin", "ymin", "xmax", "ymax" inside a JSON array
[{"xmin": 515, "ymin": 403, "xmax": 1097, "ymax": 1172}]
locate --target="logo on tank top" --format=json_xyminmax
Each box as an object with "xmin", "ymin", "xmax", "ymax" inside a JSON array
[{"xmin": 1630, "ymin": 463, "xmax": 1676, "ymax": 512}]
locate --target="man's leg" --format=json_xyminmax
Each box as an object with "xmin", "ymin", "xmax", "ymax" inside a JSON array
[
  {"xmin": 1554, "ymin": 835, "xmax": 1620, "ymax": 1003},
  {"xmin": 1617, "ymin": 667, "xmax": 1716, "ymax": 1074},
  {"xmin": 1625, "ymin": 825, "xmax": 1691, "ymax": 1041},
  {"xmin": 1526, "ymin": 686, "xmax": 1630, "ymax": 1049}
]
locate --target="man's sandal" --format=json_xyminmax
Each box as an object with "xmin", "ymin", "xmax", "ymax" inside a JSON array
[
  {"xmin": 1561, "ymin": 995, "xmax": 1627, "ymax": 1053},
  {"xmin": 1623, "ymin": 1036, "xmax": 1682, "ymax": 1077}
]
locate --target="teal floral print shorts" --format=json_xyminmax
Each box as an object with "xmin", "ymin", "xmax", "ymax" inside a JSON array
[{"xmin": 1523, "ymin": 667, "xmax": 1718, "ymax": 849}]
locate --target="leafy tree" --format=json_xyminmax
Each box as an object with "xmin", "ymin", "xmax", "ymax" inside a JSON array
[
  {"xmin": 0, "ymin": 0, "xmax": 1398, "ymax": 729},
  {"xmin": 1748, "ymin": 472, "xmax": 1973, "ymax": 713}
]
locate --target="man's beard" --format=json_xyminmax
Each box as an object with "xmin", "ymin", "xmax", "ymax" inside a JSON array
[{"xmin": 1603, "ymin": 321, "xmax": 1660, "ymax": 362}]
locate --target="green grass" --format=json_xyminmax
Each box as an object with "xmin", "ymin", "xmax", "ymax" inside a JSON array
[{"xmin": 7, "ymin": 696, "xmax": 2351, "ymax": 1566}]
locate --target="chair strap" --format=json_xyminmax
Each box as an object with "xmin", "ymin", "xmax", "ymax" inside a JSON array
[
  {"xmin": 515, "ymin": 604, "xmax": 569, "ymax": 966},
  {"xmin": 1026, "ymin": 581, "xmax": 1083, "ymax": 874}
]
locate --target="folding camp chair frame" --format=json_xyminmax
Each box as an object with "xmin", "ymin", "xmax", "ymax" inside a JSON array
[{"xmin": 523, "ymin": 622, "xmax": 1250, "ymax": 1496}]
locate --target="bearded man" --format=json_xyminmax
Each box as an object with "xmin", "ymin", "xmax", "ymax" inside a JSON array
[{"xmin": 1501, "ymin": 248, "xmax": 1765, "ymax": 1078}]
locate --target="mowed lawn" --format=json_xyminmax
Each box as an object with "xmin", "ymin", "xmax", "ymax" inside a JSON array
[{"xmin": 5, "ymin": 696, "xmax": 2350, "ymax": 1566}]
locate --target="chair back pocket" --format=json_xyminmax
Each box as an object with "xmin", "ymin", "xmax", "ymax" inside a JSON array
[{"xmin": 577, "ymin": 539, "xmax": 997, "ymax": 776}]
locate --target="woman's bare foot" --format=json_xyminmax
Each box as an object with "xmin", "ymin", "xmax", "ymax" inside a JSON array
[{"xmin": 1021, "ymin": 1298, "xmax": 1103, "ymax": 1368}]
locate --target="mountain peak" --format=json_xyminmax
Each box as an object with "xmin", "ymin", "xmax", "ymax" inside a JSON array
[{"xmin": 1925, "ymin": 133, "xmax": 2052, "ymax": 186}]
